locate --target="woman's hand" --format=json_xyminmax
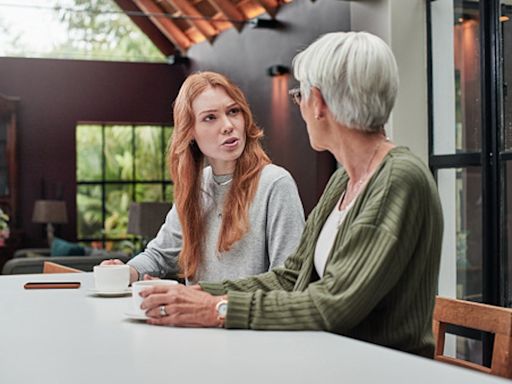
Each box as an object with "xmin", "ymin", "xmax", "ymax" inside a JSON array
[
  {"xmin": 100, "ymin": 259, "xmax": 124, "ymax": 266},
  {"xmin": 139, "ymin": 284, "xmax": 225, "ymax": 327}
]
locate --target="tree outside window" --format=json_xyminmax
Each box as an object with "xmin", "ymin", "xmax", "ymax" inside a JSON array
[{"xmin": 76, "ymin": 123, "xmax": 172, "ymax": 250}]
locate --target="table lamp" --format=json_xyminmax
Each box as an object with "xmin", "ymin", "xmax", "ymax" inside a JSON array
[{"xmin": 32, "ymin": 200, "xmax": 68, "ymax": 245}]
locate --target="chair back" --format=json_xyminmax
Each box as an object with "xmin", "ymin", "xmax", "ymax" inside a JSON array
[
  {"xmin": 433, "ymin": 296, "xmax": 512, "ymax": 378},
  {"xmin": 43, "ymin": 261, "xmax": 81, "ymax": 274}
]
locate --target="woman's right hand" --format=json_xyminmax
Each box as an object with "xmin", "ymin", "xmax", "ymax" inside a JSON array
[{"xmin": 100, "ymin": 259, "xmax": 124, "ymax": 266}]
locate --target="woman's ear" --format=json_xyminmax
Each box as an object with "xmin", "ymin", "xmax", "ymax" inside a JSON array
[{"xmin": 310, "ymin": 87, "xmax": 327, "ymax": 120}]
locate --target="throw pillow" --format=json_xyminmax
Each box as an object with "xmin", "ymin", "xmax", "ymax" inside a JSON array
[{"xmin": 51, "ymin": 237, "xmax": 86, "ymax": 257}]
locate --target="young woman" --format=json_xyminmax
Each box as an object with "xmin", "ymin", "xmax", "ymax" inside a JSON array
[{"xmin": 104, "ymin": 72, "xmax": 304, "ymax": 285}]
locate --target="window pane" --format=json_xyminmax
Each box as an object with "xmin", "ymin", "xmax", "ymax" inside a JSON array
[
  {"xmin": 456, "ymin": 334, "xmax": 483, "ymax": 366},
  {"xmin": 438, "ymin": 167, "xmax": 482, "ymax": 301},
  {"xmin": 76, "ymin": 184, "xmax": 103, "ymax": 238},
  {"xmin": 0, "ymin": 0, "xmax": 166, "ymax": 63},
  {"xmin": 135, "ymin": 126, "xmax": 162, "ymax": 180},
  {"xmin": 503, "ymin": 2, "xmax": 512, "ymax": 150},
  {"xmin": 77, "ymin": 124, "xmax": 102, "ymax": 181},
  {"xmin": 105, "ymin": 184, "xmax": 132, "ymax": 238},
  {"xmin": 505, "ymin": 162, "xmax": 512, "ymax": 306},
  {"xmin": 105, "ymin": 125, "xmax": 133, "ymax": 181},
  {"xmin": 164, "ymin": 127, "xmax": 173, "ymax": 181},
  {"xmin": 135, "ymin": 183, "xmax": 163, "ymax": 202},
  {"xmin": 165, "ymin": 184, "xmax": 174, "ymax": 203},
  {"xmin": 431, "ymin": 0, "xmax": 481, "ymax": 154}
]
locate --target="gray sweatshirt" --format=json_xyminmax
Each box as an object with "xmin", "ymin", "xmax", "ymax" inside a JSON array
[{"xmin": 128, "ymin": 164, "xmax": 305, "ymax": 284}]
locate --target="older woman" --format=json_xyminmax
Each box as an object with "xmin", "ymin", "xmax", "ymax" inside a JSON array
[
  {"xmin": 104, "ymin": 72, "xmax": 305, "ymax": 284},
  {"xmin": 139, "ymin": 32, "xmax": 443, "ymax": 357}
]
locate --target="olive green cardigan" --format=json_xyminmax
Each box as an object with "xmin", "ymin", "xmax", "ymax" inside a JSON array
[{"xmin": 200, "ymin": 147, "xmax": 443, "ymax": 357}]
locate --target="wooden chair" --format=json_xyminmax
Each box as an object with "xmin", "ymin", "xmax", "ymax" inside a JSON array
[
  {"xmin": 433, "ymin": 296, "xmax": 512, "ymax": 378},
  {"xmin": 42, "ymin": 261, "xmax": 82, "ymax": 274}
]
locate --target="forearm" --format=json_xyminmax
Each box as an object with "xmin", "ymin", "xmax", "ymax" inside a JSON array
[
  {"xmin": 225, "ymin": 289, "xmax": 324, "ymax": 330},
  {"xmin": 199, "ymin": 266, "xmax": 299, "ymax": 296}
]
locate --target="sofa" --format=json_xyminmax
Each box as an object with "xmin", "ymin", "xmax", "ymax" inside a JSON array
[{"xmin": 2, "ymin": 238, "xmax": 133, "ymax": 275}]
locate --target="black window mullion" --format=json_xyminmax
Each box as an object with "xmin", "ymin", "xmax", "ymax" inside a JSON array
[
  {"xmin": 101, "ymin": 124, "xmax": 106, "ymax": 247},
  {"xmin": 480, "ymin": 0, "xmax": 502, "ymax": 367}
]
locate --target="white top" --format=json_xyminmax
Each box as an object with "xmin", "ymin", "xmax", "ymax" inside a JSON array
[
  {"xmin": 0, "ymin": 273, "xmax": 506, "ymax": 384},
  {"xmin": 314, "ymin": 193, "xmax": 355, "ymax": 277}
]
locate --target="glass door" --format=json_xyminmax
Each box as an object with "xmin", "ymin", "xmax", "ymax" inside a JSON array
[{"xmin": 429, "ymin": 0, "xmax": 511, "ymax": 365}]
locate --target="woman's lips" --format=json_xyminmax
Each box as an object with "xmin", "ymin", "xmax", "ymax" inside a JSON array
[{"xmin": 222, "ymin": 138, "xmax": 239, "ymax": 148}]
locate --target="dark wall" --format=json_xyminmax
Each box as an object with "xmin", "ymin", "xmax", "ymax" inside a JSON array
[
  {"xmin": 187, "ymin": 0, "xmax": 350, "ymax": 213},
  {"xmin": 0, "ymin": 57, "xmax": 186, "ymax": 247}
]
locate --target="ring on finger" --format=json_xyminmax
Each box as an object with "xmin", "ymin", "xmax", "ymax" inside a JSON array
[{"xmin": 159, "ymin": 305, "xmax": 167, "ymax": 317}]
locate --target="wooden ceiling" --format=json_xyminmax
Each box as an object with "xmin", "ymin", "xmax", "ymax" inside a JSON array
[{"xmin": 114, "ymin": 0, "xmax": 292, "ymax": 55}]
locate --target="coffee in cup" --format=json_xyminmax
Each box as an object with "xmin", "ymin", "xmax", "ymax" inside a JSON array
[
  {"xmin": 131, "ymin": 279, "xmax": 178, "ymax": 316},
  {"xmin": 93, "ymin": 264, "xmax": 130, "ymax": 292}
]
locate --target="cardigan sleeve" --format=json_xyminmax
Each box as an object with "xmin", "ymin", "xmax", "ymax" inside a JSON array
[{"xmin": 224, "ymin": 225, "xmax": 405, "ymax": 330}]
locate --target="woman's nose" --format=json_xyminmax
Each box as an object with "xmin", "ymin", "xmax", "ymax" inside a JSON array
[{"xmin": 221, "ymin": 117, "xmax": 234, "ymax": 134}]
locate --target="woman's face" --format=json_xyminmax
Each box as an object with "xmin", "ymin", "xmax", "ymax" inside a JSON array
[
  {"xmin": 191, "ymin": 86, "xmax": 246, "ymax": 175},
  {"xmin": 298, "ymin": 87, "xmax": 324, "ymax": 152}
]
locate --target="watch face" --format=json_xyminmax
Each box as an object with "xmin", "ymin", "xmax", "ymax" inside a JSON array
[{"xmin": 217, "ymin": 301, "xmax": 228, "ymax": 318}]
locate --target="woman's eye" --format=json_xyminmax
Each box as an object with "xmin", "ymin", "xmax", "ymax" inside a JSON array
[
  {"xmin": 228, "ymin": 107, "xmax": 241, "ymax": 116},
  {"xmin": 203, "ymin": 114, "xmax": 216, "ymax": 122}
]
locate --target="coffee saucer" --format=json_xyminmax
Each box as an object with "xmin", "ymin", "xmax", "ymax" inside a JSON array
[
  {"xmin": 88, "ymin": 288, "xmax": 132, "ymax": 297},
  {"xmin": 124, "ymin": 311, "xmax": 148, "ymax": 321}
]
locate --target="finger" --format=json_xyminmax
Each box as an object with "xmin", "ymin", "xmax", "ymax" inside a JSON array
[
  {"xmin": 143, "ymin": 274, "xmax": 160, "ymax": 281},
  {"xmin": 141, "ymin": 292, "xmax": 178, "ymax": 312},
  {"xmin": 100, "ymin": 259, "xmax": 122, "ymax": 265},
  {"xmin": 139, "ymin": 284, "xmax": 179, "ymax": 298}
]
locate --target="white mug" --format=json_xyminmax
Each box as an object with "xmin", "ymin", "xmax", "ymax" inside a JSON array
[
  {"xmin": 131, "ymin": 280, "xmax": 178, "ymax": 316},
  {"xmin": 93, "ymin": 264, "xmax": 130, "ymax": 292}
]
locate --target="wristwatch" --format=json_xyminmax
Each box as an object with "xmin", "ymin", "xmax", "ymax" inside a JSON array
[{"xmin": 215, "ymin": 299, "xmax": 228, "ymax": 321}]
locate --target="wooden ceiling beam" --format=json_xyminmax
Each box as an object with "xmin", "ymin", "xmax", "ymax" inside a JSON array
[
  {"xmin": 253, "ymin": 0, "xmax": 279, "ymax": 18},
  {"xmin": 133, "ymin": 0, "xmax": 192, "ymax": 53},
  {"xmin": 167, "ymin": 0, "xmax": 218, "ymax": 43},
  {"xmin": 113, "ymin": 0, "xmax": 177, "ymax": 56},
  {"xmin": 207, "ymin": 0, "xmax": 246, "ymax": 32}
]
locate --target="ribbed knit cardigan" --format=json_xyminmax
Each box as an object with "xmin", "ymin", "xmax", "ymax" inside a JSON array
[{"xmin": 200, "ymin": 147, "xmax": 443, "ymax": 357}]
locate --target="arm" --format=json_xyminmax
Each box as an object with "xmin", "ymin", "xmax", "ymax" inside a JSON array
[{"xmin": 128, "ymin": 206, "xmax": 182, "ymax": 280}]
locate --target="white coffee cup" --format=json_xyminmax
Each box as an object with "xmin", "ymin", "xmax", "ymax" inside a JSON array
[
  {"xmin": 131, "ymin": 279, "xmax": 178, "ymax": 316},
  {"xmin": 93, "ymin": 264, "xmax": 130, "ymax": 292}
]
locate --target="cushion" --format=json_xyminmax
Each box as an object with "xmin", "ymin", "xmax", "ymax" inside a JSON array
[{"xmin": 51, "ymin": 237, "xmax": 86, "ymax": 257}]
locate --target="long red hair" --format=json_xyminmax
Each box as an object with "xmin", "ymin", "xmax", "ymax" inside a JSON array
[{"xmin": 169, "ymin": 72, "xmax": 270, "ymax": 279}]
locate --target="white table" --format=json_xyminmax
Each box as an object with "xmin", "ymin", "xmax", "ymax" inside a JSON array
[{"xmin": 0, "ymin": 273, "xmax": 507, "ymax": 384}]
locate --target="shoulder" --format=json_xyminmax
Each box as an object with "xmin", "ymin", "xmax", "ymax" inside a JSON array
[
  {"xmin": 380, "ymin": 147, "xmax": 436, "ymax": 194},
  {"xmin": 258, "ymin": 164, "xmax": 296, "ymax": 187}
]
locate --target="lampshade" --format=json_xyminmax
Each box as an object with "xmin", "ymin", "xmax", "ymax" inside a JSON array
[
  {"xmin": 32, "ymin": 200, "xmax": 68, "ymax": 224},
  {"xmin": 127, "ymin": 202, "xmax": 171, "ymax": 238}
]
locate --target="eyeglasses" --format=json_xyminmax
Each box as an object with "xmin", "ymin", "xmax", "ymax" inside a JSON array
[{"xmin": 288, "ymin": 87, "xmax": 302, "ymax": 105}]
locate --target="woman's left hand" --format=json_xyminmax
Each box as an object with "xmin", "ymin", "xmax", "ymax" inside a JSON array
[{"xmin": 139, "ymin": 284, "xmax": 224, "ymax": 327}]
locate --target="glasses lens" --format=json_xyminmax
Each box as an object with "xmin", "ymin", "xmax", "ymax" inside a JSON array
[{"xmin": 288, "ymin": 88, "xmax": 301, "ymax": 105}]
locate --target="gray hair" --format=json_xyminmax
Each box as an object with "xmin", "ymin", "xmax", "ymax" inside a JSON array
[{"xmin": 292, "ymin": 31, "xmax": 399, "ymax": 133}]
